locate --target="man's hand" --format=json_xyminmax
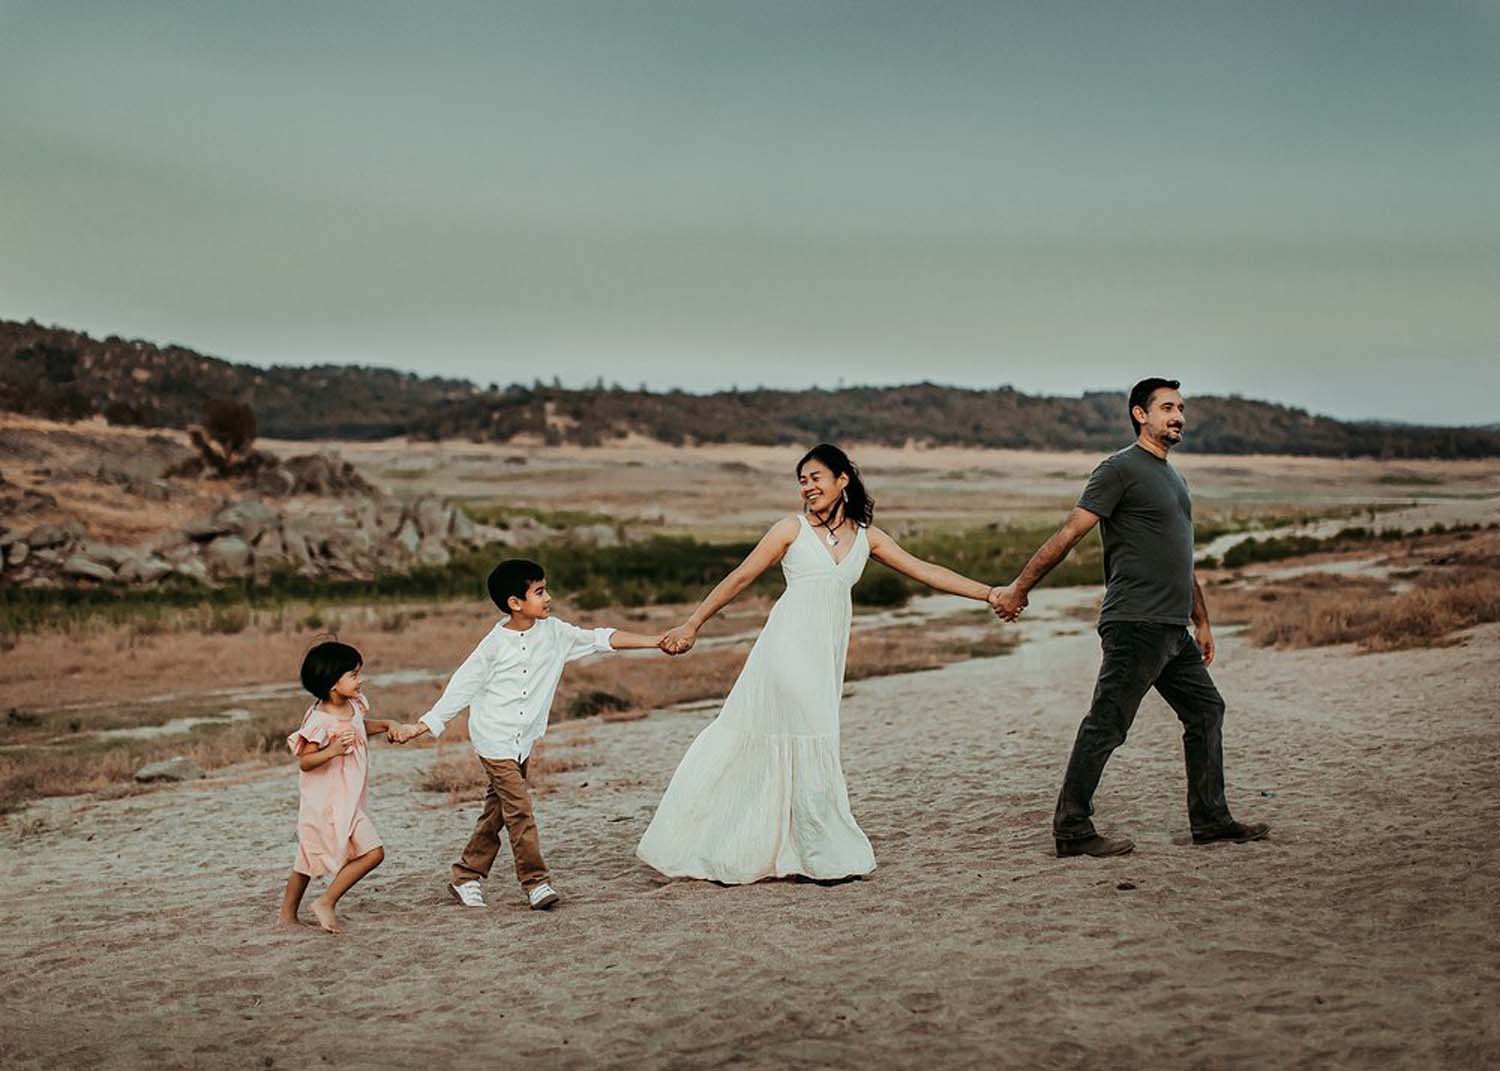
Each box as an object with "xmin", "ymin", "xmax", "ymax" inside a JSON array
[
  {"xmin": 988, "ymin": 584, "xmax": 1027, "ymax": 622},
  {"xmin": 386, "ymin": 722, "xmax": 416, "ymax": 744},
  {"xmin": 1195, "ymin": 624, "xmax": 1215, "ymax": 667}
]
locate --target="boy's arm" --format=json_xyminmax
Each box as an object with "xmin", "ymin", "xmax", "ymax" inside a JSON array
[
  {"xmin": 413, "ymin": 633, "xmax": 495, "ymax": 740},
  {"xmin": 558, "ymin": 619, "xmax": 621, "ymax": 662},
  {"xmin": 608, "ymin": 628, "xmax": 665, "ymax": 650}
]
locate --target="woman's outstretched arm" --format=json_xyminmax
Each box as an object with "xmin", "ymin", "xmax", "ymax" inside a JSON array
[
  {"xmin": 866, "ymin": 526, "xmax": 995, "ymax": 601},
  {"xmin": 663, "ymin": 516, "xmax": 801, "ymax": 653}
]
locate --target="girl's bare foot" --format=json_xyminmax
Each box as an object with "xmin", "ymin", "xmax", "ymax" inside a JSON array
[
  {"xmin": 310, "ymin": 898, "xmax": 342, "ymax": 934},
  {"xmin": 276, "ymin": 912, "xmax": 303, "ymax": 929}
]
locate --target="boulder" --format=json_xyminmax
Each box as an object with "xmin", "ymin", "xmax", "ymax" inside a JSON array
[
  {"xmin": 133, "ymin": 756, "xmax": 205, "ymax": 783},
  {"xmin": 214, "ymin": 500, "xmax": 279, "ymax": 543},
  {"xmin": 450, "ymin": 507, "xmax": 478, "ymax": 544},
  {"xmin": 342, "ymin": 527, "xmax": 375, "ymax": 554},
  {"xmin": 284, "ymin": 452, "xmax": 376, "ymax": 496},
  {"xmin": 62, "ymin": 555, "xmax": 115, "ymax": 582},
  {"xmin": 0, "ymin": 526, "xmax": 15, "ymax": 549},
  {"xmin": 253, "ymin": 466, "xmax": 296, "ymax": 497},
  {"xmin": 394, "ymin": 518, "xmax": 422, "ymax": 556},
  {"xmin": 161, "ymin": 543, "xmax": 197, "ymax": 564},
  {"xmin": 414, "ymin": 497, "xmax": 451, "ymax": 539},
  {"xmin": 5, "ymin": 541, "xmax": 28, "ymax": 567},
  {"xmin": 376, "ymin": 500, "xmax": 406, "ymax": 535},
  {"xmin": 183, "ymin": 516, "xmax": 232, "ymax": 542},
  {"xmin": 171, "ymin": 558, "xmax": 211, "ymax": 585},
  {"xmin": 280, "ymin": 525, "xmax": 314, "ymax": 566},
  {"xmin": 82, "ymin": 543, "xmax": 137, "ymax": 568},
  {"xmin": 417, "ymin": 538, "xmax": 451, "ymax": 567},
  {"xmin": 204, "ymin": 535, "xmax": 252, "ymax": 577},
  {"xmin": 116, "ymin": 555, "xmax": 173, "ymax": 584},
  {"xmin": 25, "ymin": 523, "xmax": 72, "ymax": 550},
  {"xmin": 254, "ymin": 528, "xmax": 286, "ymax": 560},
  {"xmin": 351, "ymin": 499, "xmax": 378, "ymax": 531}
]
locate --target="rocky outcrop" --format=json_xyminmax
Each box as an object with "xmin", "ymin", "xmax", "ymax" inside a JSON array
[{"xmin": 0, "ymin": 488, "xmax": 510, "ymax": 590}]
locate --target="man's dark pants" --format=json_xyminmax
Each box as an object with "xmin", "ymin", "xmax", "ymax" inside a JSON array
[{"xmin": 1054, "ymin": 621, "xmax": 1235, "ymax": 841}]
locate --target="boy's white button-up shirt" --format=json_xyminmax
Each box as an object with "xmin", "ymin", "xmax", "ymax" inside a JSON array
[{"xmin": 418, "ymin": 616, "xmax": 616, "ymax": 762}]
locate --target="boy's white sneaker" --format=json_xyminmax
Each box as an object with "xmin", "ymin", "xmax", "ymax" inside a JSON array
[
  {"xmin": 528, "ymin": 882, "xmax": 561, "ymax": 910},
  {"xmin": 449, "ymin": 880, "xmax": 486, "ymax": 908}
]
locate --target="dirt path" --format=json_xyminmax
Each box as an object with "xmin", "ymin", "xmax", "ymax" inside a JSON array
[{"xmin": 2, "ymin": 614, "xmax": 1497, "ymax": 1068}]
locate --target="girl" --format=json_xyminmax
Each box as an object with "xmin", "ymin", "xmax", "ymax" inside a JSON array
[
  {"xmin": 639, "ymin": 443, "xmax": 1002, "ymax": 884},
  {"xmin": 279, "ymin": 640, "xmax": 391, "ymax": 933}
]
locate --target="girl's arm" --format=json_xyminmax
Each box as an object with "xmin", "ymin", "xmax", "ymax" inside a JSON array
[
  {"xmin": 297, "ymin": 733, "xmax": 354, "ymax": 771},
  {"xmin": 664, "ymin": 517, "xmax": 800, "ymax": 652},
  {"xmin": 363, "ymin": 717, "xmax": 393, "ymax": 735},
  {"xmin": 866, "ymin": 526, "xmax": 995, "ymax": 601}
]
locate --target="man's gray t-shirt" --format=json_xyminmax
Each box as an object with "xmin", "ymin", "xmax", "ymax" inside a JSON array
[{"xmin": 1077, "ymin": 445, "xmax": 1195, "ymax": 628}]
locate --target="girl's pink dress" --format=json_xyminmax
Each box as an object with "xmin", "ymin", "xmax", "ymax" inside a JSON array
[{"xmin": 287, "ymin": 696, "xmax": 382, "ymax": 877}]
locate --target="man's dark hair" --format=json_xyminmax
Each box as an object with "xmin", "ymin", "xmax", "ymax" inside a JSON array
[
  {"xmin": 487, "ymin": 558, "xmax": 546, "ymax": 612},
  {"xmin": 300, "ymin": 640, "xmax": 362, "ymax": 701},
  {"xmin": 1128, "ymin": 378, "xmax": 1181, "ymax": 434}
]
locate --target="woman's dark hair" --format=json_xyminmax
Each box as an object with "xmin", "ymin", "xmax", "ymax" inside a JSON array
[
  {"xmin": 487, "ymin": 558, "xmax": 546, "ymax": 612},
  {"xmin": 1128, "ymin": 377, "xmax": 1181, "ymax": 433},
  {"xmin": 796, "ymin": 443, "xmax": 875, "ymax": 528},
  {"xmin": 300, "ymin": 640, "xmax": 362, "ymax": 701}
]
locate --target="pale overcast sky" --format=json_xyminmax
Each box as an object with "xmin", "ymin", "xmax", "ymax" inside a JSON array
[{"xmin": 2, "ymin": 1, "xmax": 1498, "ymax": 424}]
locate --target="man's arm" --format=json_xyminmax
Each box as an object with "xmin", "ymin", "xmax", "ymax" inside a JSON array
[
  {"xmin": 1191, "ymin": 573, "xmax": 1215, "ymax": 666},
  {"xmin": 991, "ymin": 507, "xmax": 1101, "ymax": 619}
]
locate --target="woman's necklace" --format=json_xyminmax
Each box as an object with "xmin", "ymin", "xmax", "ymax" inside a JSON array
[{"xmin": 810, "ymin": 503, "xmax": 844, "ymax": 546}]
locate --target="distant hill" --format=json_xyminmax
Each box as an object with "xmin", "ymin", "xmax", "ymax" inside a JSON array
[{"xmin": 3, "ymin": 318, "xmax": 1497, "ymax": 458}]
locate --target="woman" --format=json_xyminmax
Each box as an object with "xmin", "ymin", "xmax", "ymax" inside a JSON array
[{"xmin": 637, "ymin": 443, "xmax": 1001, "ymax": 884}]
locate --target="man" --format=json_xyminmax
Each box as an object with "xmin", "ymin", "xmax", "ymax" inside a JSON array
[{"xmin": 991, "ymin": 378, "xmax": 1268, "ymax": 858}]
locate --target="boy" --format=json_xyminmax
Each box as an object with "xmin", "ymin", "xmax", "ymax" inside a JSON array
[{"xmin": 390, "ymin": 558, "xmax": 663, "ymax": 910}]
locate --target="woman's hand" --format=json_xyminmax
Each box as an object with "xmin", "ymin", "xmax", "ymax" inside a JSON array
[{"xmin": 661, "ymin": 625, "xmax": 698, "ymax": 655}]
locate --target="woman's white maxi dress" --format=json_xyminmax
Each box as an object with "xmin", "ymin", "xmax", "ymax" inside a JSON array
[{"xmin": 636, "ymin": 514, "xmax": 877, "ymax": 883}]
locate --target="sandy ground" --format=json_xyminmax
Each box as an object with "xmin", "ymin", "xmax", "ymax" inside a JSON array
[{"xmin": 3, "ymin": 589, "xmax": 1497, "ymax": 1069}]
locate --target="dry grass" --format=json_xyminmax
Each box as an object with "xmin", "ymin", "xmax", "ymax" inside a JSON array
[
  {"xmin": 0, "ymin": 709, "xmax": 291, "ymax": 815},
  {"xmin": 1204, "ymin": 531, "xmax": 1500, "ymax": 653},
  {"xmin": 1244, "ymin": 569, "xmax": 1500, "ymax": 652}
]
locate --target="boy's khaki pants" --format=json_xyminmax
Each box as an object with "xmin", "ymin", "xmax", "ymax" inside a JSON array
[{"xmin": 451, "ymin": 756, "xmax": 549, "ymax": 892}]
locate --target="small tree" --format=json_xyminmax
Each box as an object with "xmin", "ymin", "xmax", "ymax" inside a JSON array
[{"xmin": 202, "ymin": 399, "xmax": 257, "ymax": 460}]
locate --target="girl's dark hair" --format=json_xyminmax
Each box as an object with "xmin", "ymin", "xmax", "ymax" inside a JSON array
[
  {"xmin": 300, "ymin": 640, "xmax": 362, "ymax": 701},
  {"xmin": 487, "ymin": 558, "xmax": 546, "ymax": 612},
  {"xmin": 796, "ymin": 443, "xmax": 875, "ymax": 528}
]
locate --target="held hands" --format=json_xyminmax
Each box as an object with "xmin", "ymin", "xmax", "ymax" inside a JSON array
[
  {"xmin": 988, "ymin": 583, "xmax": 1028, "ymax": 622},
  {"xmin": 659, "ymin": 624, "xmax": 698, "ymax": 656},
  {"xmin": 385, "ymin": 722, "xmax": 420, "ymax": 744}
]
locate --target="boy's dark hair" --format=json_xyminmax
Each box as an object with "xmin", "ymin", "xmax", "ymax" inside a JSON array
[
  {"xmin": 487, "ymin": 558, "xmax": 546, "ymax": 612},
  {"xmin": 1128, "ymin": 377, "xmax": 1181, "ymax": 434},
  {"xmin": 300, "ymin": 640, "xmax": 362, "ymax": 701}
]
